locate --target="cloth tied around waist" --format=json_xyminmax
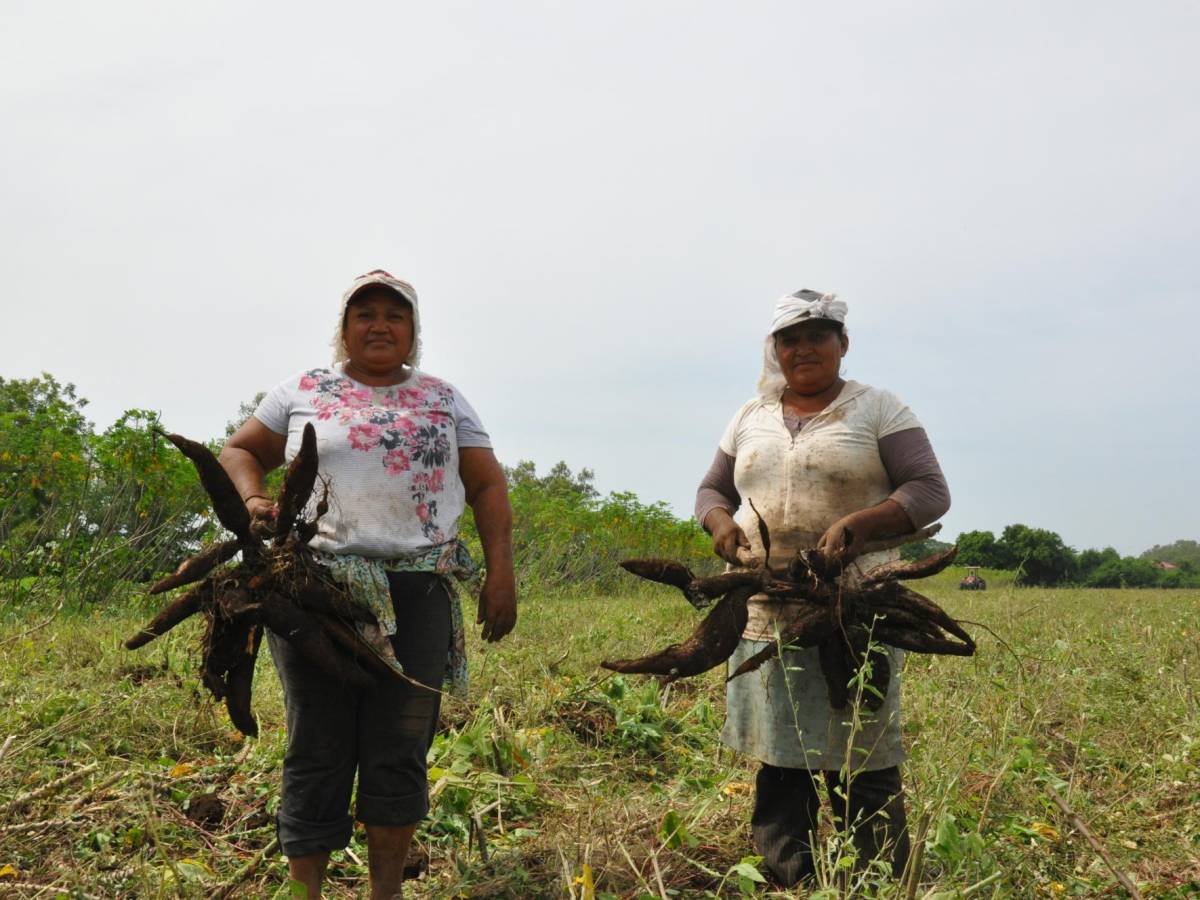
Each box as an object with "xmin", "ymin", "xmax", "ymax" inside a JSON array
[{"xmin": 310, "ymin": 539, "xmax": 478, "ymax": 696}]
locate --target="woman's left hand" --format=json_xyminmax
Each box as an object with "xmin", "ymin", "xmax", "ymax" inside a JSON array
[
  {"xmin": 477, "ymin": 572, "xmax": 517, "ymax": 642},
  {"xmin": 817, "ymin": 513, "xmax": 867, "ymax": 566},
  {"xmin": 817, "ymin": 499, "xmax": 916, "ymax": 567}
]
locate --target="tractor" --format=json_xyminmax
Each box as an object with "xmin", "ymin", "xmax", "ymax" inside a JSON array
[{"xmin": 958, "ymin": 566, "xmax": 987, "ymax": 591}]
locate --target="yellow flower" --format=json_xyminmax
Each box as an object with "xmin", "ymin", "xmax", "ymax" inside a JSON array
[
  {"xmin": 0, "ymin": 864, "xmax": 18, "ymax": 879},
  {"xmin": 51, "ymin": 450, "xmax": 62, "ymax": 461},
  {"xmin": 1032, "ymin": 821, "xmax": 1060, "ymax": 841},
  {"xmin": 573, "ymin": 863, "xmax": 595, "ymax": 899},
  {"xmin": 722, "ymin": 781, "xmax": 754, "ymax": 797},
  {"xmin": 169, "ymin": 762, "xmax": 195, "ymax": 778}
]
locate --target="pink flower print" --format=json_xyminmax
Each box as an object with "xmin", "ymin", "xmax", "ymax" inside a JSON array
[
  {"xmin": 415, "ymin": 502, "xmax": 430, "ymax": 522},
  {"xmin": 384, "ymin": 449, "xmax": 411, "ymax": 475},
  {"xmin": 391, "ymin": 414, "xmax": 418, "ymax": 435},
  {"xmin": 299, "ymin": 374, "xmax": 320, "ymax": 391},
  {"xmin": 428, "ymin": 468, "xmax": 445, "ymax": 493},
  {"xmin": 348, "ymin": 423, "xmax": 382, "ymax": 451}
]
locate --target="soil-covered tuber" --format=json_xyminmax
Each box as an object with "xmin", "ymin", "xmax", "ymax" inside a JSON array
[{"xmin": 126, "ymin": 423, "xmax": 400, "ymax": 737}]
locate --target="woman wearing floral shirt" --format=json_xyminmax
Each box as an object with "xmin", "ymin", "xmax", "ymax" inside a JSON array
[{"xmin": 221, "ymin": 269, "xmax": 516, "ymax": 899}]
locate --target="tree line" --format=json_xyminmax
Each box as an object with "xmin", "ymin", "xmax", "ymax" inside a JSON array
[
  {"xmin": 904, "ymin": 526, "xmax": 1199, "ymax": 589},
  {"xmin": 3, "ymin": 373, "xmax": 1194, "ymax": 597},
  {"xmin": 0, "ymin": 373, "xmax": 712, "ymax": 600}
]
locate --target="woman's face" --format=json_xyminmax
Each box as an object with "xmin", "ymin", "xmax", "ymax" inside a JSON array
[
  {"xmin": 773, "ymin": 320, "xmax": 848, "ymax": 396},
  {"xmin": 342, "ymin": 288, "xmax": 415, "ymax": 376}
]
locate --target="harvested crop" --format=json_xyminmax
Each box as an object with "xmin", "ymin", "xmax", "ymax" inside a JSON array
[
  {"xmin": 602, "ymin": 507, "xmax": 974, "ymax": 710},
  {"xmin": 125, "ymin": 424, "xmax": 398, "ymax": 736}
]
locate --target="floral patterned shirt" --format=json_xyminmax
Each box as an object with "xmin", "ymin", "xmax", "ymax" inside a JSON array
[{"xmin": 254, "ymin": 365, "xmax": 491, "ymax": 557}]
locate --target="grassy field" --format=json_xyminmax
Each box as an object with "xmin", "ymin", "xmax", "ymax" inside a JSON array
[{"xmin": 0, "ymin": 570, "xmax": 1197, "ymax": 898}]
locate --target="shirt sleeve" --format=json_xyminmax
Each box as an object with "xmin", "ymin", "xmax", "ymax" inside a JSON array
[
  {"xmin": 695, "ymin": 448, "xmax": 740, "ymax": 530},
  {"xmin": 252, "ymin": 377, "xmax": 293, "ymax": 435},
  {"xmin": 878, "ymin": 427, "xmax": 951, "ymax": 528},
  {"xmin": 452, "ymin": 390, "xmax": 493, "ymax": 449},
  {"xmin": 717, "ymin": 403, "xmax": 748, "ymax": 457},
  {"xmin": 875, "ymin": 389, "xmax": 923, "ymax": 439}
]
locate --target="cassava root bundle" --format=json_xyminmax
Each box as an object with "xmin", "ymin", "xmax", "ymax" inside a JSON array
[
  {"xmin": 602, "ymin": 505, "xmax": 974, "ymax": 711},
  {"xmin": 125, "ymin": 425, "xmax": 399, "ymax": 736}
]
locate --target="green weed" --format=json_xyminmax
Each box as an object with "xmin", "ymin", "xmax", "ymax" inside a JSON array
[{"xmin": 0, "ymin": 576, "xmax": 1197, "ymax": 896}]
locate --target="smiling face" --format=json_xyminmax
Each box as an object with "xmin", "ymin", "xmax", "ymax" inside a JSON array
[
  {"xmin": 341, "ymin": 287, "xmax": 415, "ymax": 380},
  {"xmin": 773, "ymin": 319, "xmax": 848, "ymax": 396}
]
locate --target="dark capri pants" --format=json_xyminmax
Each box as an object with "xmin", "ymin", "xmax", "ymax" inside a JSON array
[
  {"xmin": 752, "ymin": 763, "xmax": 910, "ymax": 886},
  {"xmin": 268, "ymin": 571, "xmax": 450, "ymax": 858}
]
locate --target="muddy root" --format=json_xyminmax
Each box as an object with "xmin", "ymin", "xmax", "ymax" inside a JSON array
[
  {"xmin": 274, "ymin": 423, "xmax": 319, "ymax": 544},
  {"xmin": 149, "ymin": 540, "xmax": 241, "ymax": 595},
  {"xmin": 612, "ymin": 515, "xmax": 975, "ymax": 708},
  {"xmin": 127, "ymin": 428, "xmax": 400, "ymax": 738},
  {"xmin": 602, "ymin": 585, "xmax": 755, "ymax": 681}
]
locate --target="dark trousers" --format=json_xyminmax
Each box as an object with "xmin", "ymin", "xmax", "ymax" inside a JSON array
[
  {"xmin": 270, "ymin": 571, "xmax": 451, "ymax": 858},
  {"xmin": 751, "ymin": 763, "xmax": 910, "ymax": 886}
]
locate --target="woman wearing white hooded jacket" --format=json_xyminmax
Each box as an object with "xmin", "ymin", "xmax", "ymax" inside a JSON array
[{"xmin": 695, "ymin": 289, "xmax": 950, "ymax": 886}]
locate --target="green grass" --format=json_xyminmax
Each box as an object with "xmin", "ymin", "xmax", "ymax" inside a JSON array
[{"xmin": 0, "ymin": 571, "xmax": 1198, "ymax": 897}]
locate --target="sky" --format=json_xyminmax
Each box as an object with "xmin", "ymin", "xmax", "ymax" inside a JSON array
[{"xmin": 2, "ymin": 0, "xmax": 1197, "ymax": 557}]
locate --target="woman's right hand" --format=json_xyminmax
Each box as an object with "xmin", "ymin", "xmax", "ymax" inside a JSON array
[
  {"xmin": 245, "ymin": 496, "xmax": 277, "ymax": 520},
  {"xmin": 705, "ymin": 509, "xmax": 750, "ymax": 565}
]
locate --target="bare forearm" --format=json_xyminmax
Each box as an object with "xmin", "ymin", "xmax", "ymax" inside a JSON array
[
  {"xmin": 843, "ymin": 498, "xmax": 914, "ymax": 542},
  {"xmin": 469, "ymin": 480, "xmax": 517, "ymax": 641},
  {"xmin": 218, "ymin": 446, "xmax": 269, "ymax": 502},
  {"xmin": 817, "ymin": 498, "xmax": 915, "ymax": 564},
  {"xmin": 471, "ymin": 484, "xmax": 514, "ymax": 581}
]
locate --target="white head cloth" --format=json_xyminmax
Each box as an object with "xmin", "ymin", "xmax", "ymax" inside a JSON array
[
  {"xmin": 756, "ymin": 289, "xmax": 847, "ymax": 399},
  {"xmin": 332, "ymin": 269, "xmax": 422, "ymax": 368}
]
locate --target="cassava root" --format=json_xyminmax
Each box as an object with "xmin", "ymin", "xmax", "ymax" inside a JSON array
[
  {"xmin": 126, "ymin": 424, "xmax": 399, "ymax": 736},
  {"xmin": 602, "ymin": 507, "xmax": 974, "ymax": 709}
]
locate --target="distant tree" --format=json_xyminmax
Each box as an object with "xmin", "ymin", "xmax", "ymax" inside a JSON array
[
  {"xmin": 224, "ymin": 391, "xmax": 268, "ymax": 438},
  {"xmin": 900, "ymin": 538, "xmax": 954, "ymax": 561},
  {"xmin": 1140, "ymin": 539, "xmax": 1200, "ymax": 569},
  {"xmin": 998, "ymin": 523, "xmax": 1076, "ymax": 586},
  {"xmin": 463, "ymin": 460, "xmax": 710, "ymax": 591},
  {"xmin": 955, "ymin": 530, "xmax": 1003, "ymax": 568},
  {"xmin": 1085, "ymin": 555, "xmax": 1161, "ymax": 588},
  {"xmin": 1156, "ymin": 565, "xmax": 1200, "ymax": 588},
  {"xmin": 1077, "ymin": 546, "xmax": 1120, "ymax": 581},
  {"xmin": 86, "ymin": 410, "xmax": 212, "ymax": 578},
  {"xmin": 505, "ymin": 459, "xmax": 599, "ymax": 502},
  {"xmin": 0, "ymin": 373, "xmax": 92, "ymax": 549}
]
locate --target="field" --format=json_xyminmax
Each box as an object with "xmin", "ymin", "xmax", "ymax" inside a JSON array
[{"xmin": 0, "ymin": 570, "xmax": 1197, "ymax": 898}]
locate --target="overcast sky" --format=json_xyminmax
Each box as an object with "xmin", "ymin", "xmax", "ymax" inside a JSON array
[{"xmin": 3, "ymin": 1, "xmax": 1196, "ymax": 556}]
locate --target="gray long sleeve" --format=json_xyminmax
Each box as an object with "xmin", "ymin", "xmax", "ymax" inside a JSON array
[
  {"xmin": 878, "ymin": 427, "xmax": 950, "ymax": 528},
  {"xmin": 693, "ymin": 426, "xmax": 949, "ymax": 531},
  {"xmin": 695, "ymin": 448, "xmax": 739, "ymax": 530}
]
